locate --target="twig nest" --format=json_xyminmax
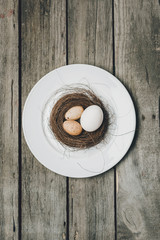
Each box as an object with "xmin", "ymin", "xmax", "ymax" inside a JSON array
[
  {"xmin": 80, "ymin": 105, "xmax": 104, "ymax": 132},
  {"xmin": 50, "ymin": 87, "xmax": 109, "ymax": 149}
]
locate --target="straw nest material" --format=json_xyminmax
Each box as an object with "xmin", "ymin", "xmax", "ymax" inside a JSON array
[{"xmin": 50, "ymin": 87, "xmax": 109, "ymax": 149}]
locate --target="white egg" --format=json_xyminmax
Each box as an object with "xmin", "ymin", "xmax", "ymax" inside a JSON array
[{"xmin": 80, "ymin": 105, "xmax": 104, "ymax": 132}]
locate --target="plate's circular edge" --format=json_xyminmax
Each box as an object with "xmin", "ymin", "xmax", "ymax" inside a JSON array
[{"xmin": 22, "ymin": 64, "xmax": 137, "ymax": 178}]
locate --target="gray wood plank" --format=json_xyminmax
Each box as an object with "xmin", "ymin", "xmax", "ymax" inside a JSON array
[
  {"xmin": 114, "ymin": 0, "xmax": 160, "ymax": 239},
  {"xmin": 21, "ymin": 0, "xmax": 67, "ymax": 239},
  {"xmin": 68, "ymin": 0, "xmax": 115, "ymax": 239},
  {"xmin": 0, "ymin": 0, "xmax": 19, "ymax": 239}
]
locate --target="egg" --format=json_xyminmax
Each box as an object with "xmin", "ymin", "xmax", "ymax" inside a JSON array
[
  {"xmin": 63, "ymin": 120, "xmax": 82, "ymax": 136},
  {"xmin": 65, "ymin": 106, "xmax": 84, "ymax": 120},
  {"xmin": 80, "ymin": 105, "xmax": 104, "ymax": 132}
]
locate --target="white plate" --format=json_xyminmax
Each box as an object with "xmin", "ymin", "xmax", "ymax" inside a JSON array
[{"xmin": 22, "ymin": 64, "xmax": 136, "ymax": 178}]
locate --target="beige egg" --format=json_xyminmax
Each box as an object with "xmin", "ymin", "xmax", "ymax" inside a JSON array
[
  {"xmin": 65, "ymin": 106, "xmax": 84, "ymax": 120},
  {"xmin": 63, "ymin": 120, "xmax": 82, "ymax": 136}
]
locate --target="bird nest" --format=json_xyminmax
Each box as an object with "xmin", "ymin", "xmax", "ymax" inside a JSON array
[{"xmin": 50, "ymin": 87, "xmax": 109, "ymax": 149}]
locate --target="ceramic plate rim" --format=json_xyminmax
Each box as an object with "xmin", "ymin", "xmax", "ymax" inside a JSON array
[{"xmin": 22, "ymin": 64, "xmax": 136, "ymax": 178}]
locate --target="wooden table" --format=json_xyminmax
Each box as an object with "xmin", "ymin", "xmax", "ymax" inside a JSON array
[{"xmin": 0, "ymin": 0, "xmax": 159, "ymax": 239}]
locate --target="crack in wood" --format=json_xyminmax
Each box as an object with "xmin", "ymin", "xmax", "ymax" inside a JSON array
[
  {"xmin": 145, "ymin": 66, "xmax": 149, "ymax": 84},
  {"xmin": 13, "ymin": 216, "xmax": 15, "ymax": 232},
  {"xmin": 158, "ymin": 96, "xmax": 160, "ymax": 132},
  {"xmin": 66, "ymin": 177, "xmax": 69, "ymax": 240},
  {"xmin": 94, "ymin": 0, "xmax": 98, "ymax": 65},
  {"xmin": 11, "ymin": 79, "xmax": 14, "ymax": 132},
  {"xmin": 71, "ymin": 197, "xmax": 73, "ymax": 226}
]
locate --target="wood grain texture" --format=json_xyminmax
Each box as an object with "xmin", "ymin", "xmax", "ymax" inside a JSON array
[
  {"xmin": 114, "ymin": 0, "xmax": 160, "ymax": 239},
  {"xmin": 21, "ymin": 0, "xmax": 67, "ymax": 239},
  {"xmin": 0, "ymin": 0, "xmax": 19, "ymax": 239},
  {"xmin": 68, "ymin": 0, "xmax": 115, "ymax": 239}
]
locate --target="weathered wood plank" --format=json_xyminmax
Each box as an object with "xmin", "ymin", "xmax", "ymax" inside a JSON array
[
  {"xmin": 0, "ymin": 0, "xmax": 19, "ymax": 239},
  {"xmin": 68, "ymin": 0, "xmax": 115, "ymax": 239},
  {"xmin": 114, "ymin": 0, "xmax": 160, "ymax": 239},
  {"xmin": 21, "ymin": 0, "xmax": 67, "ymax": 239}
]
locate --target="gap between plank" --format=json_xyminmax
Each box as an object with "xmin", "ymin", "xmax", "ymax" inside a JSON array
[
  {"xmin": 66, "ymin": 0, "xmax": 69, "ymax": 239},
  {"xmin": 66, "ymin": 177, "xmax": 69, "ymax": 240},
  {"xmin": 66, "ymin": 0, "xmax": 68, "ymax": 65},
  {"xmin": 112, "ymin": 0, "xmax": 117, "ymax": 239},
  {"xmin": 18, "ymin": 0, "xmax": 22, "ymax": 239}
]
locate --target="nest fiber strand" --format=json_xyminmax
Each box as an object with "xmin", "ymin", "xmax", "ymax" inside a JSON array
[{"xmin": 50, "ymin": 88, "xmax": 109, "ymax": 149}]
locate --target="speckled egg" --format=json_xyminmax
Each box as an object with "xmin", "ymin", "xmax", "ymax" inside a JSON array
[
  {"xmin": 63, "ymin": 120, "xmax": 82, "ymax": 136},
  {"xmin": 65, "ymin": 106, "xmax": 84, "ymax": 120}
]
